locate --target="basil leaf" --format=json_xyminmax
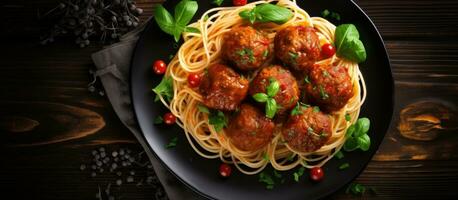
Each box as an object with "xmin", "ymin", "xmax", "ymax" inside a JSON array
[
  {"xmin": 239, "ymin": 3, "xmax": 292, "ymax": 24},
  {"xmin": 266, "ymin": 78, "xmax": 280, "ymax": 97},
  {"xmin": 154, "ymin": 5, "xmax": 175, "ymax": 35},
  {"xmin": 338, "ymin": 38, "xmax": 366, "ymax": 63},
  {"xmin": 345, "ymin": 124, "xmax": 355, "ymax": 137},
  {"xmin": 358, "ymin": 118, "xmax": 370, "ymax": 134},
  {"xmin": 357, "ymin": 134, "xmax": 371, "ymax": 151},
  {"xmin": 184, "ymin": 26, "xmax": 201, "ymax": 33},
  {"xmin": 335, "ymin": 24, "xmax": 367, "ymax": 63},
  {"xmin": 253, "ymin": 93, "xmax": 269, "ymax": 103},
  {"xmin": 343, "ymin": 137, "xmax": 359, "ymax": 151},
  {"xmin": 174, "ymin": 0, "xmax": 198, "ymax": 28},
  {"xmin": 266, "ymin": 98, "xmax": 277, "ymax": 119},
  {"xmin": 153, "ymin": 76, "xmax": 174, "ymax": 102},
  {"xmin": 254, "ymin": 4, "xmax": 293, "ymax": 24}
]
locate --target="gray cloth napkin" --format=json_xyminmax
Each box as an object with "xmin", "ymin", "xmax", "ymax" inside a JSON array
[{"xmin": 91, "ymin": 19, "xmax": 201, "ymax": 200}]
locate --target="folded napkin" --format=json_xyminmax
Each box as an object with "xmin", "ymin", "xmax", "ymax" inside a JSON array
[{"xmin": 91, "ymin": 19, "xmax": 201, "ymax": 200}]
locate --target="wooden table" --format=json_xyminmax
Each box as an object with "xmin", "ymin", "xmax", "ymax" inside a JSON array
[{"xmin": 1, "ymin": 0, "xmax": 457, "ymax": 199}]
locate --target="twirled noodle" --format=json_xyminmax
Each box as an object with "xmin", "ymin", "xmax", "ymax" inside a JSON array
[{"xmin": 155, "ymin": 0, "xmax": 366, "ymax": 175}]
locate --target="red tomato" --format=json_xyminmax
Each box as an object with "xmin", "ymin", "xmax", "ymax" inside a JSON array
[
  {"xmin": 321, "ymin": 43, "xmax": 336, "ymax": 58},
  {"xmin": 163, "ymin": 112, "xmax": 176, "ymax": 125},
  {"xmin": 153, "ymin": 60, "xmax": 167, "ymax": 74},
  {"xmin": 219, "ymin": 163, "xmax": 232, "ymax": 177},
  {"xmin": 310, "ymin": 167, "xmax": 324, "ymax": 182},
  {"xmin": 187, "ymin": 73, "xmax": 201, "ymax": 87},
  {"xmin": 233, "ymin": 0, "xmax": 247, "ymax": 6}
]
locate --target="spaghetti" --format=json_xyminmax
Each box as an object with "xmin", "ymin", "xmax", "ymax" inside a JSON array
[{"xmin": 155, "ymin": 0, "xmax": 366, "ymax": 175}]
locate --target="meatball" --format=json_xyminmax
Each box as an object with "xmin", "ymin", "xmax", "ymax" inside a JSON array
[
  {"xmin": 249, "ymin": 65, "xmax": 300, "ymax": 113},
  {"xmin": 305, "ymin": 64, "xmax": 353, "ymax": 112},
  {"xmin": 282, "ymin": 106, "xmax": 332, "ymax": 152},
  {"xmin": 222, "ymin": 26, "xmax": 271, "ymax": 71},
  {"xmin": 274, "ymin": 26, "xmax": 321, "ymax": 72},
  {"xmin": 199, "ymin": 63, "xmax": 249, "ymax": 111},
  {"xmin": 226, "ymin": 104, "xmax": 275, "ymax": 151}
]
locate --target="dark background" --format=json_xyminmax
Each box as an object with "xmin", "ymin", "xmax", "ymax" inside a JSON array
[{"xmin": 1, "ymin": 0, "xmax": 458, "ymax": 199}]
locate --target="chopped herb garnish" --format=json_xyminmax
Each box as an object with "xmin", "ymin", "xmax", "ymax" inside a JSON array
[
  {"xmin": 209, "ymin": 110, "xmax": 227, "ymax": 132},
  {"xmin": 263, "ymin": 49, "xmax": 269, "ymax": 57},
  {"xmin": 263, "ymin": 153, "xmax": 270, "ymax": 161},
  {"xmin": 250, "ymin": 131, "xmax": 257, "ymax": 136},
  {"xmin": 236, "ymin": 48, "xmax": 255, "ymax": 63},
  {"xmin": 291, "ymin": 102, "xmax": 304, "ymax": 116},
  {"xmin": 320, "ymin": 131, "xmax": 328, "ymax": 138},
  {"xmin": 321, "ymin": 9, "xmax": 330, "ymax": 17},
  {"xmin": 288, "ymin": 51, "xmax": 299, "ymax": 64},
  {"xmin": 323, "ymin": 70, "xmax": 330, "ymax": 77},
  {"xmin": 197, "ymin": 104, "xmax": 210, "ymax": 114},
  {"xmin": 259, "ymin": 172, "xmax": 275, "ymax": 189},
  {"xmin": 293, "ymin": 167, "xmax": 305, "ymax": 182},
  {"xmin": 319, "ymin": 85, "xmax": 329, "ymax": 100},
  {"xmin": 304, "ymin": 75, "xmax": 310, "ymax": 84},
  {"xmin": 203, "ymin": 14, "xmax": 209, "ymax": 21},
  {"xmin": 313, "ymin": 106, "xmax": 320, "ymax": 113},
  {"xmin": 307, "ymin": 127, "xmax": 314, "ymax": 134},
  {"xmin": 273, "ymin": 170, "xmax": 282, "ymax": 178},
  {"xmin": 153, "ymin": 76, "xmax": 174, "ymax": 102},
  {"xmin": 321, "ymin": 9, "xmax": 341, "ymax": 21},
  {"xmin": 335, "ymin": 151, "xmax": 344, "ymax": 159},
  {"xmin": 212, "ymin": 0, "xmax": 224, "ymax": 6},
  {"xmin": 154, "ymin": 116, "xmax": 163, "ymax": 124},
  {"xmin": 165, "ymin": 137, "xmax": 178, "ymax": 149},
  {"xmin": 345, "ymin": 113, "xmax": 351, "ymax": 121},
  {"xmin": 287, "ymin": 153, "xmax": 295, "ymax": 161},
  {"xmin": 168, "ymin": 54, "xmax": 174, "ymax": 60},
  {"xmin": 346, "ymin": 183, "xmax": 366, "ymax": 195},
  {"xmin": 339, "ymin": 163, "xmax": 350, "ymax": 170}
]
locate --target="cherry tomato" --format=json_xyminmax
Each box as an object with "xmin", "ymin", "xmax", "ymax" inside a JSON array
[
  {"xmin": 153, "ymin": 60, "xmax": 167, "ymax": 74},
  {"xmin": 310, "ymin": 167, "xmax": 324, "ymax": 182},
  {"xmin": 163, "ymin": 112, "xmax": 176, "ymax": 125},
  {"xmin": 219, "ymin": 163, "xmax": 232, "ymax": 178},
  {"xmin": 321, "ymin": 43, "xmax": 336, "ymax": 59},
  {"xmin": 233, "ymin": 0, "xmax": 247, "ymax": 6},
  {"xmin": 187, "ymin": 73, "xmax": 201, "ymax": 87}
]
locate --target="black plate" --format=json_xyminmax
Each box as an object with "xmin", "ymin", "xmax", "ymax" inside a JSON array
[{"xmin": 130, "ymin": 0, "xmax": 393, "ymax": 199}]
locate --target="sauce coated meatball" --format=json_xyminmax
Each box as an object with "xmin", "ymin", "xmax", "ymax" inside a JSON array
[
  {"xmin": 222, "ymin": 26, "xmax": 271, "ymax": 71},
  {"xmin": 282, "ymin": 107, "xmax": 332, "ymax": 152},
  {"xmin": 274, "ymin": 26, "xmax": 321, "ymax": 72},
  {"xmin": 200, "ymin": 64, "xmax": 249, "ymax": 111},
  {"xmin": 249, "ymin": 65, "xmax": 299, "ymax": 113},
  {"xmin": 226, "ymin": 104, "xmax": 275, "ymax": 151},
  {"xmin": 305, "ymin": 64, "xmax": 353, "ymax": 112}
]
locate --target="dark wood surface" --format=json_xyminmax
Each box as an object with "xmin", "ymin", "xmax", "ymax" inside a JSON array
[{"xmin": 1, "ymin": 0, "xmax": 458, "ymax": 199}]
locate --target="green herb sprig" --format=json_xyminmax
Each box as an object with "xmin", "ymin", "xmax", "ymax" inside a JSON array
[
  {"xmin": 154, "ymin": 0, "xmax": 200, "ymax": 42},
  {"xmin": 321, "ymin": 9, "xmax": 341, "ymax": 21},
  {"xmin": 239, "ymin": 3, "xmax": 293, "ymax": 24},
  {"xmin": 293, "ymin": 167, "xmax": 305, "ymax": 182},
  {"xmin": 252, "ymin": 78, "xmax": 280, "ymax": 118},
  {"xmin": 153, "ymin": 76, "xmax": 174, "ymax": 102},
  {"xmin": 165, "ymin": 137, "xmax": 178, "ymax": 149},
  {"xmin": 209, "ymin": 110, "xmax": 227, "ymax": 132},
  {"xmin": 343, "ymin": 118, "xmax": 371, "ymax": 151},
  {"xmin": 334, "ymin": 24, "xmax": 367, "ymax": 63}
]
